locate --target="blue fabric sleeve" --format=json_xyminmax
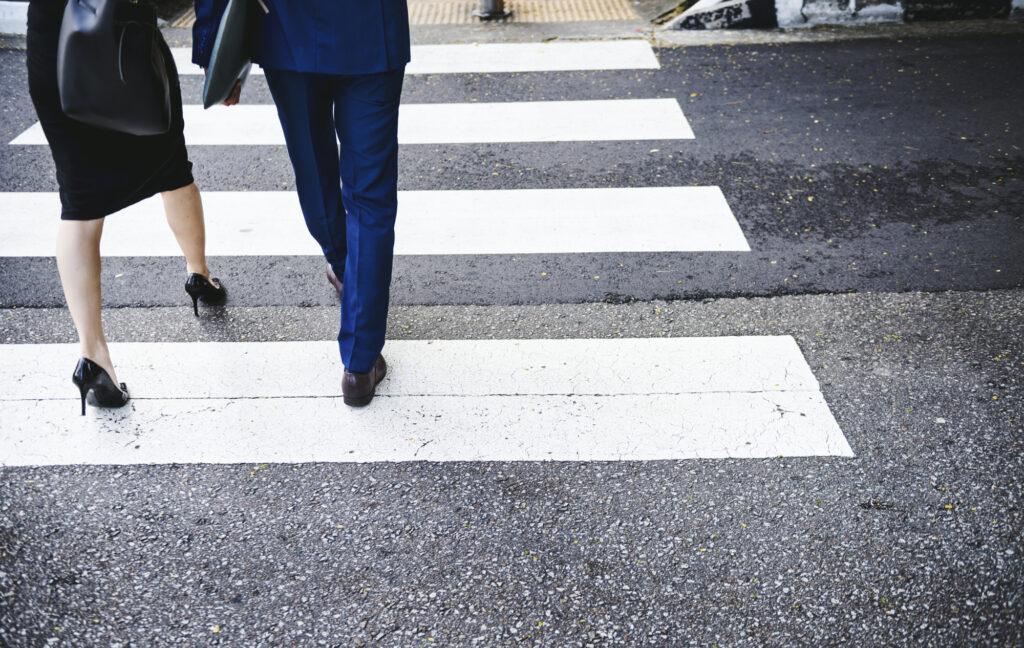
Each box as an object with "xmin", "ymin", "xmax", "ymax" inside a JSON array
[{"xmin": 192, "ymin": 0, "xmax": 230, "ymax": 68}]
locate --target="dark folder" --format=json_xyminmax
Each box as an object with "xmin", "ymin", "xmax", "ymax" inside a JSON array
[{"xmin": 202, "ymin": 0, "xmax": 254, "ymax": 109}]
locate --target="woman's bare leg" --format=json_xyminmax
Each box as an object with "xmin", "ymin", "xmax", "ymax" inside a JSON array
[
  {"xmin": 56, "ymin": 218, "xmax": 117, "ymax": 384},
  {"xmin": 162, "ymin": 182, "xmax": 211, "ymax": 278}
]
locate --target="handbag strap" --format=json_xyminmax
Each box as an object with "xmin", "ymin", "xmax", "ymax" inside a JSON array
[{"xmin": 115, "ymin": 18, "xmax": 160, "ymax": 84}]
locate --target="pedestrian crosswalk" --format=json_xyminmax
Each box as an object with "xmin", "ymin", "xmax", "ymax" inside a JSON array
[
  {"xmin": 171, "ymin": 41, "xmax": 662, "ymax": 75},
  {"xmin": 0, "ymin": 188, "xmax": 749, "ymax": 256},
  {"xmin": 0, "ymin": 39, "xmax": 851, "ymax": 466},
  {"xmin": 0, "ymin": 338, "xmax": 852, "ymax": 465},
  {"xmin": 12, "ymin": 100, "xmax": 695, "ymax": 145}
]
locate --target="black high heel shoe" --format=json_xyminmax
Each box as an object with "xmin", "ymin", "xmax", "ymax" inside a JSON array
[
  {"xmin": 184, "ymin": 273, "xmax": 227, "ymax": 316},
  {"xmin": 71, "ymin": 358, "xmax": 129, "ymax": 416}
]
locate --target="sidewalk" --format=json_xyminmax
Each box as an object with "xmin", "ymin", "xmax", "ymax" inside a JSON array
[{"xmin": 158, "ymin": 5, "xmax": 1024, "ymax": 47}]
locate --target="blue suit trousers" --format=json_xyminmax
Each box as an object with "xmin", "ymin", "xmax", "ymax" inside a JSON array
[{"xmin": 264, "ymin": 68, "xmax": 404, "ymax": 373}]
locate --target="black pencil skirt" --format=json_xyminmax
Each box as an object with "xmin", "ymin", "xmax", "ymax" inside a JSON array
[{"xmin": 26, "ymin": 0, "xmax": 195, "ymax": 221}]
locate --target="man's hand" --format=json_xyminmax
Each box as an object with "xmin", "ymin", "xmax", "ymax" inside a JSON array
[
  {"xmin": 201, "ymin": 67, "xmax": 243, "ymax": 106},
  {"xmin": 222, "ymin": 80, "xmax": 243, "ymax": 106}
]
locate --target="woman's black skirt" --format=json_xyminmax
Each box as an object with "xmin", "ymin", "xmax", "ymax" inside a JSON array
[{"xmin": 26, "ymin": 0, "xmax": 194, "ymax": 221}]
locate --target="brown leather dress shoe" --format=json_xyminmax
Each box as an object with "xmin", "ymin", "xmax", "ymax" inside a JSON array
[
  {"xmin": 342, "ymin": 354, "xmax": 387, "ymax": 407},
  {"xmin": 326, "ymin": 262, "xmax": 343, "ymax": 296}
]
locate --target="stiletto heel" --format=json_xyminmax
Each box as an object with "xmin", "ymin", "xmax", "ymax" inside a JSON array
[
  {"xmin": 185, "ymin": 273, "xmax": 226, "ymax": 316},
  {"xmin": 71, "ymin": 358, "xmax": 129, "ymax": 415}
]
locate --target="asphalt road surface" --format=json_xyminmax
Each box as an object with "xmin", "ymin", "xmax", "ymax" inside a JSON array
[
  {"xmin": 1, "ymin": 31, "xmax": 1021, "ymax": 306},
  {"xmin": 0, "ymin": 23, "xmax": 1022, "ymax": 648}
]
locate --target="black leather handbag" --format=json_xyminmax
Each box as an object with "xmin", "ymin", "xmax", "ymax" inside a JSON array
[{"xmin": 57, "ymin": 0, "xmax": 172, "ymax": 136}]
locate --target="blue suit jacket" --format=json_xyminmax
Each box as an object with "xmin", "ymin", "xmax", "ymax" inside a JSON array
[{"xmin": 192, "ymin": 0, "xmax": 411, "ymax": 75}]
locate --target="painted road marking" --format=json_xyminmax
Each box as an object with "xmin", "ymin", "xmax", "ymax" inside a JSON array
[
  {"xmin": 170, "ymin": 41, "xmax": 660, "ymax": 76},
  {"xmin": 0, "ymin": 188, "xmax": 749, "ymax": 256},
  {"xmin": 0, "ymin": 338, "xmax": 852, "ymax": 466},
  {"xmin": 1, "ymin": 338, "xmax": 821, "ymax": 398},
  {"xmin": 11, "ymin": 99, "xmax": 695, "ymax": 145}
]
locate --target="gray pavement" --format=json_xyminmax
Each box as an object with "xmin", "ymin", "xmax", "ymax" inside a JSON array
[
  {"xmin": 2, "ymin": 32, "xmax": 1022, "ymax": 307},
  {"xmin": 2, "ymin": 291, "xmax": 1023, "ymax": 646},
  {"xmin": 1, "ymin": 15, "xmax": 1023, "ymax": 648}
]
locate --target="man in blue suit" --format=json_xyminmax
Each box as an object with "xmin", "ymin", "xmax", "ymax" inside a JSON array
[{"xmin": 193, "ymin": 0, "xmax": 410, "ymax": 406}]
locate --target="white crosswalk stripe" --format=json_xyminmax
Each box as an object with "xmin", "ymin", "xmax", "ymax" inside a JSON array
[
  {"xmin": 0, "ymin": 40, "xmax": 851, "ymax": 466},
  {"xmin": 11, "ymin": 100, "xmax": 695, "ymax": 146},
  {"xmin": 0, "ymin": 188, "xmax": 750, "ymax": 256},
  {"xmin": 170, "ymin": 41, "xmax": 662, "ymax": 76},
  {"xmin": 0, "ymin": 338, "xmax": 852, "ymax": 466}
]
